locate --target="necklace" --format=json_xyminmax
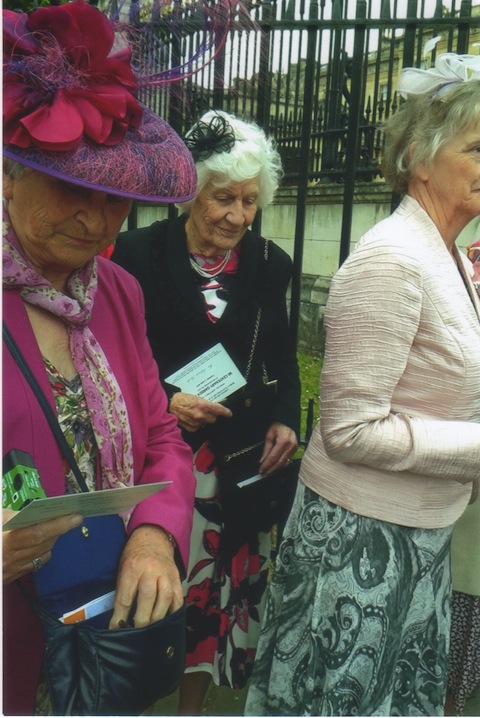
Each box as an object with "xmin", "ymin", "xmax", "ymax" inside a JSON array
[{"xmin": 189, "ymin": 250, "xmax": 232, "ymax": 279}]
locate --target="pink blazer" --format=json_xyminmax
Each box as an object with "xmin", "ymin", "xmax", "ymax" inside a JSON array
[{"xmin": 3, "ymin": 258, "xmax": 195, "ymax": 714}]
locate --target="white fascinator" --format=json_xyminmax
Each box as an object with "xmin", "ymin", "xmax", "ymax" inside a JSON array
[{"xmin": 397, "ymin": 53, "xmax": 480, "ymax": 98}]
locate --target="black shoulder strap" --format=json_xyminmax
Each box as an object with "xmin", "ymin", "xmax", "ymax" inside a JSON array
[{"xmin": 3, "ymin": 321, "xmax": 89, "ymax": 493}]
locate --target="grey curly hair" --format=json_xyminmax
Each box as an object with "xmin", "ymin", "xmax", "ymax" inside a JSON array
[{"xmin": 381, "ymin": 80, "xmax": 480, "ymax": 195}]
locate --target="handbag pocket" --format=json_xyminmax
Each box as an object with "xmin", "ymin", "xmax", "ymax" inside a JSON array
[
  {"xmin": 40, "ymin": 603, "xmax": 186, "ymax": 715},
  {"xmin": 32, "ymin": 515, "xmax": 126, "ymax": 622}
]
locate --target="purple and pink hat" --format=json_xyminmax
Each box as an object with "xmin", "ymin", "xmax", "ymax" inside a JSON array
[{"xmin": 3, "ymin": 0, "xmax": 197, "ymax": 203}]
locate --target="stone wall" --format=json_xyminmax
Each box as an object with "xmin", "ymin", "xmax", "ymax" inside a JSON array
[{"xmin": 132, "ymin": 184, "xmax": 480, "ymax": 356}]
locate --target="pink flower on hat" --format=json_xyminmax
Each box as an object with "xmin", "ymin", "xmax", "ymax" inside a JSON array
[{"xmin": 3, "ymin": 0, "xmax": 143, "ymax": 152}]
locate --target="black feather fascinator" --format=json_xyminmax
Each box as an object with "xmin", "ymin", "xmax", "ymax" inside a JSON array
[{"xmin": 184, "ymin": 113, "xmax": 236, "ymax": 162}]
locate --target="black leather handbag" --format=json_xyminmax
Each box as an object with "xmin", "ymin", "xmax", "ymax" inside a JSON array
[
  {"xmin": 218, "ymin": 442, "xmax": 300, "ymax": 554},
  {"xmin": 19, "ymin": 581, "xmax": 186, "ymax": 716}
]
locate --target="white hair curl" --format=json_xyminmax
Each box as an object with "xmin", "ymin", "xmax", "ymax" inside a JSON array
[{"xmin": 178, "ymin": 110, "xmax": 283, "ymax": 212}]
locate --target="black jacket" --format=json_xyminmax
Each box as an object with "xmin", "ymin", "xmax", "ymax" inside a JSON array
[{"xmin": 112, "ymin": 215, "xmax": 301, "ymax": 448}]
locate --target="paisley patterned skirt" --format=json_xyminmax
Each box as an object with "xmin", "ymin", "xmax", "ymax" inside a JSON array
[
  {"xmin": 182, "ymin": 443, "xmax": 273, "ymax": 689},
  {"xmin": 245, "ymin": 482, "xmax": 453, "ymax": 717}
]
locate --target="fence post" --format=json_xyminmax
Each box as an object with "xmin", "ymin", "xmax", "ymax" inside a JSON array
[
  {"xmin": 256, "ymin": 1, "xmax": 274, "ymax": 130},
  {"xmin": 321, "ymin": 0, "xmax": 347, "ymax": 179},
  {"xmin": 252, "ymin": 1, "xmax": 275, "ymax": 238},
  {"xmin": 338, "ymin": 0, "xmax": 367, "ymax": 265},
  {"xmin": 213, "ymin": 45, "xmax": 226, "ymax": 110},
  {"xmin": 457, "ymin": 0, "xmax": 473, "ymax": 53},
  {"xmin": 402, "ymin": 0, "xmax": 417, "ymax": 68},
  {"xmin": 288, "ymin": 0, "xmax": 319, "ymax": 346}
]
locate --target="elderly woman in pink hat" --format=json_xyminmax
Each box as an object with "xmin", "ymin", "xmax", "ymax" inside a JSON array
[{"xmin": 0, "ymin": 1, "xmax": 226, "ymax": 713}]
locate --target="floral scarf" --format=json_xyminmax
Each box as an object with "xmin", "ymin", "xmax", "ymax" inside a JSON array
[{"xmin": 2, "ymin": 206, "xmax": 134, "ymax": 490}]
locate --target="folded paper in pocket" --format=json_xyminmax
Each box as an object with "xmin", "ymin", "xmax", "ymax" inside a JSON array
[{"xmin": 61, "ymin": 590, "xmax": 116, "ymax": 624}]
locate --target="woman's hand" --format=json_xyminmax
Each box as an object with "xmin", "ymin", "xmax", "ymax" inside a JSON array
[
  {"xmin": 259, "ymin": 422, "xmax": 298, "ymax": 475},
  {"xmin": 2, "ymin": 511, "xmax": 84, "ymax": 584},
  {"xmin": 110, "ymin": 524, "xmax": 182, "ymax": 629},
  {"xmin": 169, "ymin": 392, "xmax": 232, "ymax": 433}
]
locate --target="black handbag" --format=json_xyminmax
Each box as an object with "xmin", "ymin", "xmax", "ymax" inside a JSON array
[
  {"xmin": 18, "ymin": 581, "xmax": 186, "ymax": 716},
  {"xmin": 207, "ymin": 293, "xmax": 299, "ymax": 555},
  {"xmin": 3, "ymin": 322, "xmax": 186, "ymax": 715},
  {"xmin": 210, "ymin": 379, "xmax": 278, "ymax": 454},
  {"xmin": 218, "ymin": 441, "xmax": 300, "ymax": 553}
]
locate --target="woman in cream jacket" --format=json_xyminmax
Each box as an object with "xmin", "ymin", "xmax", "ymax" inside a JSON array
[{"xmin": 245, "ymin": 54, "xmax": 480, "ymax": 717}]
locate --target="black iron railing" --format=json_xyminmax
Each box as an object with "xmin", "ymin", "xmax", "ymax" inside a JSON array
[{"xmin": 131, "ymin": 0, "xmax": 478, "ymax": 343}]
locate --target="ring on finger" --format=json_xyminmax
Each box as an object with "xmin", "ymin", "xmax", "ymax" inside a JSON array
[{"xmin": 32, "ymin": 556, "xmax": 43, "ymax": 572}]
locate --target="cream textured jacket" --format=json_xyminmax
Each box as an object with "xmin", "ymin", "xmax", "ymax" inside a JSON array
[{"xmin": 301, "ymin": 196, "xmax": 480, "ymax": 528}]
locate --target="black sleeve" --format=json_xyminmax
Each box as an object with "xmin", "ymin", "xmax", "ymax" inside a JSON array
[
  {"xmin": 111, "ymin": 222, "xmax": 178, "ymax": 402},
  {"xmin": 111, "ymin": 225, "xmax": 160, "ymax": 284}
]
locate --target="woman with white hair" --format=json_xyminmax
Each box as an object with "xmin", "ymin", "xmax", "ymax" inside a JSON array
[{"xmin": 112, "ymin": 110, "xmax": 301, "ymax": 713}]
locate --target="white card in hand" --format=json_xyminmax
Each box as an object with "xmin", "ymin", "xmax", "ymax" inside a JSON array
[
  {"xmin": 165, "ymin": 343, "xmax": 246, "ymax": 402},
  {"xmin": 2, "ymin": 482, "xmax": 171, "ymax": 530}
]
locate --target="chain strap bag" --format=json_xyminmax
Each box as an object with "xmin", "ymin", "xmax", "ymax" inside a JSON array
[
  {"xmin": 3, "ymin": 322, "xmax": 186, "ymax": 715},
  {"xmin": 217, "ymin": 440, "xmax": 300, "ymax": 555},
  {"xmin": 207, "ymin": 242, "xmax": 300, "ymax": 556}
]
